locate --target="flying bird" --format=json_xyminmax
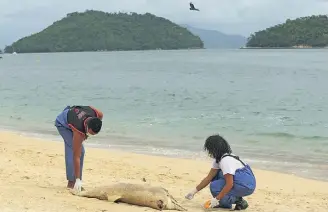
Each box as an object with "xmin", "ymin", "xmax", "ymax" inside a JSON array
[{"xmin": 189, "ymin": 2, "xmax": 200, "ymax": 11}]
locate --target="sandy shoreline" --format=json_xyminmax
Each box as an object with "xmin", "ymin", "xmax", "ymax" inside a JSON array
[{"xmin": 0, "ymin": 131, "xmax": 327, "ymax": 212}]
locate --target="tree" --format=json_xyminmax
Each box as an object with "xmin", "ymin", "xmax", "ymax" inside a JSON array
[
  {"xmin": 5, "ymin": 10, "xmax": 204, "ymax": 53},
  {"xmin": 246, "ymin": 15, "xmax": 328, "ymax": 48}
]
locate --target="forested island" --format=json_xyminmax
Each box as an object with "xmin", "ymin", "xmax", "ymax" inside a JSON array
[
  {"xmin": 245, "ymin": 15, "xmax": 328, "ymax": 48},
  {"xmin": 4, "ymin": 10, "xmax": 204, "ymax": 53}
]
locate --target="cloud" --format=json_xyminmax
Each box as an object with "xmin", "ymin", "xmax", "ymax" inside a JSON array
[{"xmin": 1, "ymin": 0, "xmax": 328, "ymax": 48}]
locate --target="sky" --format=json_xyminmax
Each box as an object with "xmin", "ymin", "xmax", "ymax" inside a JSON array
[{"xmin": 1, "ymin": 0, "xmax": 328, "ymax": 48}]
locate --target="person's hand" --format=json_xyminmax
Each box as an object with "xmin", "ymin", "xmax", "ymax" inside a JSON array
[
  {"xmin": 185, "ymin": 188, "xmax": 198, "ymax": 200},
  {"xmin": 203, "ymin": 197, "xmax": 220, "ymax": 209},
  {"xmin": 209, "ymin": 197, "xmax": 220, "ymax": 208},
  {"xmin": 73, "ymin": 178, "xmax": 83, "ymax": 193}
]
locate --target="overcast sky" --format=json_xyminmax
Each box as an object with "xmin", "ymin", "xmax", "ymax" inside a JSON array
[{"xmin": 1, "ymin": 0, "xmax": 328, "ymax": 48}]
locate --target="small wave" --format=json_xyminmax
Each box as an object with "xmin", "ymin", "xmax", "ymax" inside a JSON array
[
  {"xmin": 255, "ymin": 132, "xmax": 296, "ymax": 138},
  {"xmin": 271, "ymin": 107, "xmax": 302, "ymax": 112},
  {"xmin": 253, "ymin": 132, "xmax": 328, "ymax": 141},
  {"xmin": 304, "ymin": 135, "xmax": 328, "ymax": 141}
]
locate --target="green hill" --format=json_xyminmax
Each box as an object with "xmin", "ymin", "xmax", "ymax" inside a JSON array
[
  {"xmin": 246, "ymin": 15, "xmax": 328, "ymax": 48},
  {"xmin": 4, "ymin": 10, "xmax": 204, "ymax": 53}
]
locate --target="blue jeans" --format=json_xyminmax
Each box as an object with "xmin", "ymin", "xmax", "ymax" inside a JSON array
[
  {"xmin": 55, "ymin": 121, "xmax": 85, "ymax": 181},
  {"xmin": 209, "ymin": 165, "xmax": 256, "ymax": 209}
]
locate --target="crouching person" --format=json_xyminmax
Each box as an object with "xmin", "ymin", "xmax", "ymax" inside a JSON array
[{"xmin": 185, "ymin": 134, "xmax": 256, "ymax": 210}]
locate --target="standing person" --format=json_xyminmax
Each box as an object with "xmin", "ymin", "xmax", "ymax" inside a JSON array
[
  {"xmin": 185, "ymin": 134, "xmax": 256, "ymax": 210},
  {"xmin": 54, "ymin": 105, "xmax": 103, "ymax": 193}
]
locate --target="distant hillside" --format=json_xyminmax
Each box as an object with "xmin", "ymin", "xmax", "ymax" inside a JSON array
[
  {"xmin": 246, "ymin": 15, "xmax": 328, "ymax": 48},
  {"xmin": 181, "ymin": 24, "xmax": 247, "ymax": 49},
  {"xmin": 4, "ymin": 10, "xmax": 204, "ymax": 53}
]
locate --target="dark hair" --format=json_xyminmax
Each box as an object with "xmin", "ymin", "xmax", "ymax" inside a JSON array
[
  {"xmin": 204, "ymin": 134, "xmax": 232, "ymax": 163},
  {"xmin": 87, "ymin": 117, "xmax": 102, "ymax": 133}
]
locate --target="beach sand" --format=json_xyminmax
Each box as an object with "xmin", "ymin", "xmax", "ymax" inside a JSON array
[{"xmin": 0, "ymin": 131, "xmax": 327, "ymax": 212}]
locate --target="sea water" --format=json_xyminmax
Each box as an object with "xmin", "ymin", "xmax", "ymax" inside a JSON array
[{"xmin": 0, "ymin": 49, "xmax": 327, "ymax": 181}]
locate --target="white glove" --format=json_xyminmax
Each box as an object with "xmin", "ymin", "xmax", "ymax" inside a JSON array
[
  {"xmin": 209, "ymin": 197, "xmax": 220, "ymax": 208},
  {"xmin": 185, "ymin": 188, "xmax": 198, "ymax": 200},
  {"xmin": 73, "ymin": 178, "xmax": 83, "ymax": 193}
]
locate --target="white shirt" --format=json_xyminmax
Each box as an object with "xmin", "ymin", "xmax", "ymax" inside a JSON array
[{"xmin": 212, "ymin": 153, "xmax": 245, "ymax": 175}]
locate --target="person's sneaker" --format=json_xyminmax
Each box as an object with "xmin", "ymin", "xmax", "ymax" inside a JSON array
[
  {"xmin": 67, "ymin": 181, "xmax": 85, "ymax": 191},
  {"xmin": 234, "ymin": 197, "xmax": 249, "ymax": 210}
]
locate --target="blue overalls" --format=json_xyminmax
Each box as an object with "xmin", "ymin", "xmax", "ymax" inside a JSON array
[
  {"xmin": 54, "ymin": 106, "xmax": 85, "ymax": 182},
  {"xmin": 209, "ymin": 155, "xmax": 256, "ymax": 209}
]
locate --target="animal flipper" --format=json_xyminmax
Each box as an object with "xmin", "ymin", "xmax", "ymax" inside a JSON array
[
  {"xmin": 170, "ymin": 195, "xmax": 187, "ymax": 211},
  {"xmin": 70, "ymin": 188, "xmax": 109, "ymax": 200},
  {"xmin": 107, "ymin": 195, "xmax": 123, "ymax": 203},
  {"xmin": 163, "ymin": 188, "xmax": 187, "ymax": 211}
]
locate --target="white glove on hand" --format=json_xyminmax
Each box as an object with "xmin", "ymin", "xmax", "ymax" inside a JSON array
[
  {"xmin": 185, "ymin": 188, "xmax": 198, "ymax": 200},
  {"xmin": 73, "ymin": 178, "xmax": 83, "ymax": 193},
  {"xmin": 209, "ymin": 197, "xmax": 220, "ymax": 208}
]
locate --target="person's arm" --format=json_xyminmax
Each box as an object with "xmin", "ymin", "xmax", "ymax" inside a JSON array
[
  {"xmin": 72, "ymin": 130, "xmax": 84, "ymax": 179},
  {"xmin": 215, "ymin": 173, "xmax": 234, "ymax": 200},
  {"xmin": 214, "ymin": 157, "xmax": 235, "ymax": 200},
  {"xmin": 185, "ymin": 168, "xmax": 219, "ymax": 200},
  {"xmin": 90, "ymin": 106, "xmax": 103, "ymax": 120},
  {"xmin": 196, "ymin": 168, "xmax": 218, "ymax": 191}
]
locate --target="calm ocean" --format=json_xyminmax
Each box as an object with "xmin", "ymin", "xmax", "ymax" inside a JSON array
[{"xmin": 0, "ymin": 49, "xmax": 327, "ymax": 181}]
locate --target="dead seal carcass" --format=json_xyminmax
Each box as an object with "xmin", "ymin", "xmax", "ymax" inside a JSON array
[{"xmin": 70, "ymin": 182, "xmax": 187, "ymax": 211}]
